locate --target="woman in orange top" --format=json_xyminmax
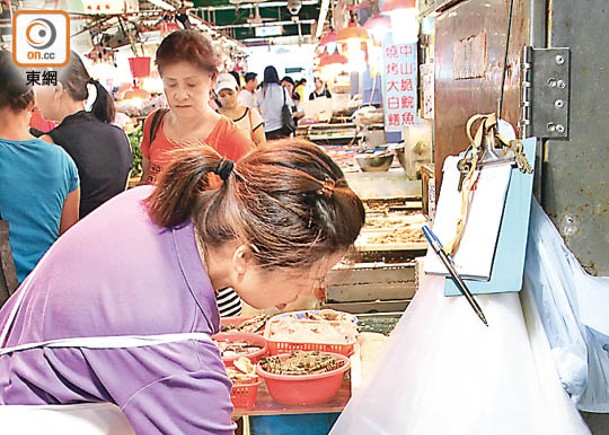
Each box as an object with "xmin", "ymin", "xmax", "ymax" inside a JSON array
[{"xmin": 139, "ymin": 30, "xmax": 254, "ymax": 185}]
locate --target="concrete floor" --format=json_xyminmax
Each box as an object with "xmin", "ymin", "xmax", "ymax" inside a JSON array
[{"xmin": 582, "ymin": 412, "xmax": 609, "ymax": 435}]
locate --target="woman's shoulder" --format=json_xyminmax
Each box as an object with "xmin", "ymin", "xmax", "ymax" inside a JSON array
[
  {"xmin": 211, "ymin": 116, "xmax": 243, "ymax": 138},
  {"xmin": 0, "ymin": 136, "xmax": 53, "ymax": 151},
  {"xmin": 232, "ymin": 107, "xmax": 249, "ymax": 123},
  {"xmin": 209, "ymin": 117, "xmax": 254, "ymax": 158},
  {"xmin": 8, "ymin": 137, "xmax": 79, "ymax": 174},
  {"xmin": 249, "ymin": 107, "xmax": 264, "ymax": 124},
  {"xmin": 143, "ymin": 108, "xmax": 170, "ymax": 127}
]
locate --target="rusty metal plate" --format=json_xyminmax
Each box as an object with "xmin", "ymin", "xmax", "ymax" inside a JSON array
[{"xmin": 543, "ymin": 0, "xmax": 609, "ymax": 275}]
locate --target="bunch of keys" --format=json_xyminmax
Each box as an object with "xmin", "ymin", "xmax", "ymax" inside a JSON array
[
  {"xmin": 508, "ymin": 140, "xmax": 533, "ymax": 174},
  {"xmin": 456, "ymin": 140, "xmax": 533, "ymax": 192}
]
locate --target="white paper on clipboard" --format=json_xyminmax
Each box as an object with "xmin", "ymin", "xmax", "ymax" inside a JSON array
[{"xmin": 423, "ymin": 156, "xmax": 512, "ymax": 280}]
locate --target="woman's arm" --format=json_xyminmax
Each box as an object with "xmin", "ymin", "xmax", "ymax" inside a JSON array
[
  {"xmin": 59, "ymin": 188, "xmax": 80, "ymax": 235},
  {"xmin": 292, "ymin": 103, "xmax": 305, "ymax": 120},
  {"xmin": 253, "ymin": 124, "xmax": 266, "ymax": 147},
  {"xmin": 138, "ymin": 158, "xmax": 151, "ymax": 185}
]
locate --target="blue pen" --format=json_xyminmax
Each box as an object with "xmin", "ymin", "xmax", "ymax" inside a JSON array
[
  {"xmin": 422, "ymin": 225, "xmax": 489, "ymax": 327},
  {"xmin": 423, "ymin": 225, "xmax": 456, "ymax": 265}
]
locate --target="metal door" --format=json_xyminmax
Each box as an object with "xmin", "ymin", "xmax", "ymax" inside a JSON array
[
  {"xmin": 432, "ymin": 0, "xmax": 530, "ymax": 190},
  {"xmin": 542, "ymin": 0, "xmax": 609, "ymax": 275}
]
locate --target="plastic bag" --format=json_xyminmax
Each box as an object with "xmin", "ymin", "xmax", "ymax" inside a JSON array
[
  {"xmin": 525, "ymin": 200, "xmax": 609, "ymax": 412},
  {"xmin": 329, "ymin": 272, "xmax": 590, "ymax": 435}
]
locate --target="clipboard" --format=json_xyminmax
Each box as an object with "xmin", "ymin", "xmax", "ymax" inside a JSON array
[
  {"xmin": 423, "ymin": 157, "xmax": 512, "ymax": 280},
  {"xmin": 444, "ymin": 137, "xmax": 537, "ymax": 296}
]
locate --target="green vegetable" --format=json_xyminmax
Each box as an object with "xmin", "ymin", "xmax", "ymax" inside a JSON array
[{"xmin": 128, "ymin": 123, "xmax": 143, "ymax": 176}]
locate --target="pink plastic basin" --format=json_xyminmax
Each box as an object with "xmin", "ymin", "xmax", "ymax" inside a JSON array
[{"xmin": 256, "ymin": 352, "xmax": 351, "ymax": 405}]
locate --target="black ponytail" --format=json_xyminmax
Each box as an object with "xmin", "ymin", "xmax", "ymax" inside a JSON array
[
  {"xmin": 58, "ymin": 52, "xmax": 115, "ymax": 124},
  {"xmin": 89, "ymin": 78, "xmax": 115, "ymax": 124}
]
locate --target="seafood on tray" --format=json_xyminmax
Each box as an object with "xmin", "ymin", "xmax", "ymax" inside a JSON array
[
  {"xmin": 266, "ymin": 316, "xmax": 358, "ymax": 345},
  {"xmin": 214, "ymin": 340, "xmax": 264, "ymax": 359},
  {"xmin": 259, "ymin": 350, "xmax": 345, "ymax": 376},
  {"xmin": 366, "ymin": 227, "xmax": 426, "ymax": 244},
  {"xmin": 221, "ymin": 315, "xmax": 268, "ymax": 334},
  {"xmin": 298, "ymin": 309, "xmax": 353, "ymax": 322},
  {"xmin": 364, "ymin": 216, "xmax": 426, "ymax": 230},
  {"xmin": 226, "ymin": 357, "xmax": 259, "ymax": 384}
]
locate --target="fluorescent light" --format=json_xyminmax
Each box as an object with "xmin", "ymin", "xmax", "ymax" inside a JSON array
[
  {"xmin": 146, "ymin": 0, "xmax": 175, "ymax": 11},
  {"xmin": 315, "ymin": 0, "xmax": 330, "ymax": 38}
]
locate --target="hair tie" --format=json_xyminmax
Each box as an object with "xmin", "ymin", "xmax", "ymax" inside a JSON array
[
  {"xmin": 214, "ymin": 158, "xmax": 234, "ymax": 181},
  {"xmin": 318, "ymin": 177, "xmax": 335, "ymax": 198},
  {"xmin": 87, "ymin": 78, "xmax": 97, "ymax": 85}
]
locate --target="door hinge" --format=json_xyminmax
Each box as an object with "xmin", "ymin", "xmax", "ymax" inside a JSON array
[{"xmin": 520, "ymin": 46, "xmax": 571, "ymax": 140}]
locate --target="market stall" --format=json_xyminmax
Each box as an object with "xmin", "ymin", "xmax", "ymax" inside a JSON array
[
  {"xmin": 2, "ymin": 0, "xmax": 609, "ymax": 430},
  {"xmin": 214, "ymin": 310, "xmax": 398, "ymax": 434}
]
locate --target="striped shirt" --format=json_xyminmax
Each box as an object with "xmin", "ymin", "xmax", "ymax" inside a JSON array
[{"xmin": 217, "ymin": 287, "xmax": 242, "ymax": 317}]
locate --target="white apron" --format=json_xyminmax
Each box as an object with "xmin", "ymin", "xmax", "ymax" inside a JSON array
[{"xmin": 0, "ymin": 258, "xmax": 214, "ymax": 435}]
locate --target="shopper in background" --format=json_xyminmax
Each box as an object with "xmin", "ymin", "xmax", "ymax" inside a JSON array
[
  {"xmin": 238, "ymin": 72, "xmax": 258, "ymax": 108},
  {"xmin": 281, "ymin": 75, "xmax": 295, "ymax": 91},
  {"xmin": 216, "ymin": 73, "xmax": 266, "ymax": 148},
  {"xmin": 228, "ymin": 70, "xmax": 241, "ymax": 89},
  {"xmin": 309, "ymin": 76, "xmax": 332, "ymax": 100},
  {"xmin": 139, "ymin": 30, "xmax": 254, "ymax": 185},
  {"xmin": 281, "ymin": 76, "xmax": 305, "ymax": 127},
  {"xmin": 0, "ymin": 140, "xmax": 365, "ymax": 434},
  {"xmin": 34, "ymin": 51, "xmax": 132, "ymax": 219},
  {"xmin": 294, "ymin": 78, "xmax": 307, "ymax": 101},
  {"xmin": 291, "ymin": 91, "xmax": 306, "ymax": 127},
  {"xmin": 0, "ymin": 51, "xmax": 80, "ymax": 284},
  {"xmin": 258, "ymin": 65, "xmax": 293, "ymax": 140}
]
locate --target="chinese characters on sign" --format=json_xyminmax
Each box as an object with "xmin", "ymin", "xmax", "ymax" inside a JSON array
[
  {"xmin": 382, "ymin": 42, "xmax": 417, "ymax": 133},
  {"xmin": 25, "ymin": 70, "xmax": 58, "ymax": 86}
]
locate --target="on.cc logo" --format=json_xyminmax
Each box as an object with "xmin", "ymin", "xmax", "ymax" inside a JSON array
[{"xmin": 25, "ymin": 18, "xmax": 57, "ymax": 50}]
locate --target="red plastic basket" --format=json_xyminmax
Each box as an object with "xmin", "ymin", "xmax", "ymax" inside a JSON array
[
  {"xmin": 264, "ymin": 319, "xmax": 356, "ymax": 356},
  {"xmin": 256, "ymin": 352, "xmax": 350, "ymax": 405},
  {"xmin": 213, "ymin": 332, "xmax": 268, "ymax": 368},
  {"xmin": 230, "ymin": 378, "xmax": 262, "ymax": 409}
]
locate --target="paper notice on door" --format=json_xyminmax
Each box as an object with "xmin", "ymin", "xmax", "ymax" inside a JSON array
[{"xmin": 424, "ymin": 156, "xmax": 512, "ymax": 280}]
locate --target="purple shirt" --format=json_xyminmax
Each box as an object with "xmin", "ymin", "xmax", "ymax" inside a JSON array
[{"xmin": 0, "ymin": 187, "xmax": 235, "ymax": 434}]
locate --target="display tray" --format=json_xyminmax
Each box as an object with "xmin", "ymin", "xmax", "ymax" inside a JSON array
[
  {"xmin": 361, "ymin": 214, "xmax": 427, "ymax": 232},
  {"xmin": 264, "ymin": 318, "xmax": 357, "ymax": 356},
  {"xmin": 355, "ymin": 230, "xmax": 427, "ymax": 252}
]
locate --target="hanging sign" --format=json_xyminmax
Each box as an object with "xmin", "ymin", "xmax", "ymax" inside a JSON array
[
  {"xmin": 381, "ymin": 41, "xmax": 417, "ymax": 133},
  {"xmin": 80, "ymin": 0, "xmax": 139, "ymax": 15}
]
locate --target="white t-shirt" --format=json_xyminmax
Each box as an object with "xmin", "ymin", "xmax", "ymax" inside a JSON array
[
  {"xmin": 238, "ymin": 89, "xmax": 257, "ymax": 108},
  {"xmin": 230, "ymin": 107, "xmax": 264, "ymax": 140},
  {"xmin": 257, "ymin": 84, "xmax": 291, "ymax": 133}
]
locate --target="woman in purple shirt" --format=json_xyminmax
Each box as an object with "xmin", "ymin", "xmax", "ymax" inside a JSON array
[{"xmin": 0, "ymin": 139, "xmax": 365, "ymax": 434}]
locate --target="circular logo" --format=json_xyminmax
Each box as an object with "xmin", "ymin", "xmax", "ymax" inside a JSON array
[{"xmin": 25, "ymin": 18, "xmax": 57, "ymax": 50}]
